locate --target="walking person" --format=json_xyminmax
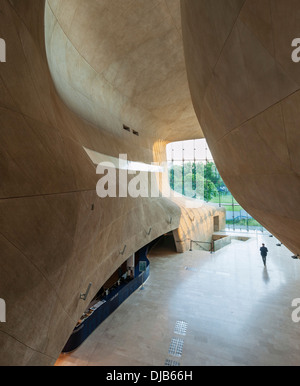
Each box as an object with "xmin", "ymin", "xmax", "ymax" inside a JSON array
[{"xmin": 260, "ymin": 243, "xmax": 268, "ymax": 267}]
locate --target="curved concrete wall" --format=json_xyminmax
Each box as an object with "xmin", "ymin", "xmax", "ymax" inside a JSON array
[
  {"xmin": 45, "ymin": 0, "xmax": 202, "ymax": 143},
  {"xmin": 0, "ymin": 1, "xmax": 224, "ymax": 366},
  {"xmin": 181, "ymin": 0, "xmax": 300, "ymax": 255}
]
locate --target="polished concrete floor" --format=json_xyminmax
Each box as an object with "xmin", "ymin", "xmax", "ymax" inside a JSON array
[{"xmin": 56, "ymin": 232, "xmax": 300, "ymax": 366}]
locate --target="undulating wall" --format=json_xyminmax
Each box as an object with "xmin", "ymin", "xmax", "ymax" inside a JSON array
[
  {"xmin": 181, "ymin": 0, "xmax": 300, "ymax": 255},
  {"xmin": 0, "ymin": 0, "xmax": 224, "ymax": 366}
]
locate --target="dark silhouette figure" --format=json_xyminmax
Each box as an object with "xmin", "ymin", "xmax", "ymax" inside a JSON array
[{"xmin": 260, "ymin": 244, "xmax": 268, "ymax": 267}]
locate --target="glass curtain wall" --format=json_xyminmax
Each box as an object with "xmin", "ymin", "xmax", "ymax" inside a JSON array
[{"xmin": 167, "ymin": 139, "xmax": 265, "ymax": 233}]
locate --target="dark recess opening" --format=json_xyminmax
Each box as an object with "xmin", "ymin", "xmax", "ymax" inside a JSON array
[
  {"xmin": 149, "ymin": 232, "xmax": 177, "ymax": 254},
  {"xmin": 123, "ymin": 124, "xmax": 131, "ymax": 132}
]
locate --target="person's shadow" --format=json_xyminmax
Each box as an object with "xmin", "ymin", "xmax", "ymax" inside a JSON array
[{"xmin": 262, "ymin": 266, "xmax": 270, "ymax": 284}]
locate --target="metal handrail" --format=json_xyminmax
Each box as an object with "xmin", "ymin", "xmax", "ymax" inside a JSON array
[{"xmin": 190, "ymin": 239, "xmax": 214, "ymax": 253}]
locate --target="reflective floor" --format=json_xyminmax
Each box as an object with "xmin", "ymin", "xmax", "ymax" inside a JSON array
[{"xmin": 56, "ymin": 232, "xmax": 300, "ymax": 366}]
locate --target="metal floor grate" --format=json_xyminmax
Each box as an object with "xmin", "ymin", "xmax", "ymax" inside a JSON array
[
  {"xmin": 168, "ymin": 338, "xmax": 184, "ymax": 357},
  {"xmin": 174, "ymin": 321, "xmax": 188, "ymax": 336},
  {"xmin": 165, "ymin": 359, "xmax": 180, "ymax": 366}
]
